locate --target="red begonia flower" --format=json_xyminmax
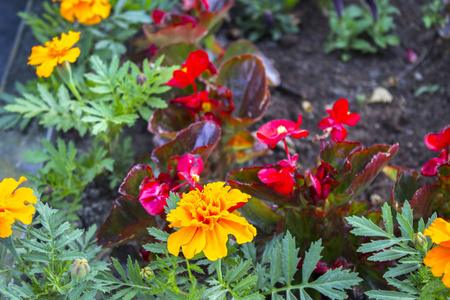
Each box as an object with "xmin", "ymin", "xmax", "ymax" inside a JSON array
[
  {"xmin": 183, "ymin": 0, "xmax": 210, "ymax": 11},
  {"xmin": 318, "ymin": 98, "xmax": 360, "ymax": 141},
  {"xmin": 257, "ymin": 115, "xmax": 309, "ymax": 148},
  {"xmin": 306, "ymin": 165, "xmax": 332, "ymax": 203},
  {"xmin": 422, "ymin": 150, "xmax": 448, "ymax": 177},
  {"xmin": 166, "ymin": 50, "xmax": 211, "ymax": 88},
  {"xmin": 258, "ymin": 167, "xmax": 295, "ymax": 194},
  {"xmin": 171, "ymin": 90, "xmax": 211, "ymax": 111},
  {"xmin": 177, "ymin": 153, "xmax": 204, "ymax": 187},
  {"xmin": 152, "ymin": 9, "xmax": 165, "ymax": 24},
  {"xmin": 424, "ymin": 125, "xmax": 450, "ymax": 152},
  {"xmin": 138, "ymin": 174, "xmax": 172, "ymax": 215}
]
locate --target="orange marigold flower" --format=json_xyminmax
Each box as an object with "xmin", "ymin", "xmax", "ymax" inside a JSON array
[
  {"xmin": 28, "ymin": 31, "xmax": 81, "ymax": 78},
  {"xmin": 166, "ymin": 182, "xmax": 256, "ymax": 261},
  {"xmin": 0, "ymin": 177, "xmax": 37, "ymax": 238},
  {"xmin": 53, "ymin": 0, "xmax": 111, "ymax": 25},
  {"xmin": 424, "ymin": 218, "xmax": 450, "ymax": 287}
]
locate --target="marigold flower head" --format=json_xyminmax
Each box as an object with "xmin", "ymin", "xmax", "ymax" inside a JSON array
[
  {"xmin": 0, "ymin": 177, "xmax": 37, "ymax": 238},
  {"xmin": 318, "ymin": 98, "xmax": 360, "ymax": 141},
  {"xmin": 28, "ymin": 31, "xmax": 81, "ymax": 78},
  {"xmin": 166, "ymin": 182, "xmax": 256, "ymax": 261},
  {"xmin": 424, "ymin": 218, "xmax": 450, "ymax": 287},
  {"xmin": 53, "ymin": 0, "xmax": 111, "ymax": 25},
  {"xmin": 257, "ymin": 115, "xmax": 309, "ymax": 148}
]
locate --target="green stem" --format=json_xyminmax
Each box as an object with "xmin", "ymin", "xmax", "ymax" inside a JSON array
[
  {"xmin": 67, "ymin": 80, "xmax": 83, "ymax": 103},
  {"xmin": 185, "ymin": 258, "xmax": 194, "ymax": 283},
  {"xmin": 216, "ymin": 259, "xmax": 223, "ymax": 283},
  {"xmin": 1, "ymin": 236, "xmax": 23, "ymax": 265}
]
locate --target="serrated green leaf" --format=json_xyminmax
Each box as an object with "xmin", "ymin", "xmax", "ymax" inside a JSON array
[
  {"xmin": 282, "ymin": 231, "xmax": 300, "ymax": 285},
  {"xmin": 346, "ymin": 215, "xmax": 390, "ymax": 238},
  {"xmin": 225, "ymin": 259, "xmax": 252, "ymax": 284},
  {"xmin": 233, "ymin": 275, "xmax": 258, "ymax": 293},
  {"xmin": 147, "ymin": 227, "xmax": 170, "ymax": 242},
  {"xmin": 385, "ymin": 278, "xmax": 419, "ymax": 294},
  {"xmin": 365, "ymin": 290, "xmax": 417, "ymax": 300},
  {"xmin": 302, "ymin": 239, "xmax": 323, "ymax": 284},
  {"xmin": 381, "ymin": 203, "xmax": 394, "ymax": 236},
  {"xmin": 368, "ymin": 246, "xmax": 417, "ymax": 262},
  {"xmin": 383, "ymin": 263, "xmax": 420, "ymax": 278},
  {"xmin": 358, "ymin": 238, "xmax": 408, "ymax": 253},
  {"xmin": 270, "ymin": 242, "xmax": 283, "ymax": 287},
  {"xmin": 143, "ymin": 243, "xmax": 167, "ymax": 254}
]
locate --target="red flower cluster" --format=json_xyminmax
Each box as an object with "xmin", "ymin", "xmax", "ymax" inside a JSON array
[
  {"xmin": 166, "ymin": 50, "xmax": 215, "ymax": 88},
  {"xmin": 318, "ymin": 99, "xmax": 360, "ymax": 141},
  {"xmin": 257, "ymin": 115, "xmax": 309, "ymax": 149},
  {"xmin": 422, "ymin": 125, "xmax": 450, "ymax": 176}
]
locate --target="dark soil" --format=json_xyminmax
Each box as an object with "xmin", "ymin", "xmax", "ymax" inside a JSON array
[{"xmin": 231, "ymin": 0, "xmax": 450, "ymax": 203}]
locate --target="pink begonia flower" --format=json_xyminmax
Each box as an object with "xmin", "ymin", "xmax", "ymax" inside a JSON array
[
  {"xmin": 166, "ymin": 50, "xmax": 214, "ymax": 88},
  {"xmin": 318, "ymin": 98, "xmax": 360, "ymax": 141},
  {"xmin": 258, "ymin": 167, "xmax": 295, "ymax": 195},
  {"xmin": 424, "ymin": 125, "xmax": 450, "ymax": 152},
  {"xmin": 257, "ymin": 115, "xmax": 309, "ymax": 148},
  {"xmin": 422, "ymin": 150, "xmax": 448, "ymax": 177},
  {"xmin": 138, "ymin": 174, "xmax": 172, "ymax": 215},
  {"xmin": 177, "ymin": 154, "xmax": 204, "ymax": 188},
  {"xmin": 183, "ymin": 0, "xmax": 210, "ymax": 11}
]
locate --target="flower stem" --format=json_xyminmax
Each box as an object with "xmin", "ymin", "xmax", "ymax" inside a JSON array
[
  {"xmin": 283, "ymin": 138, "xmax": 291, "ymax": 161},
  {"xmin": 0, "ymin": 236, "xmax": 23, "ymax": 265},
  {"xmin": 192, "ymin": 82, "xmax": 198, "ymax": 96},
  {"xmin": 216, "ymin": 259, "xmax": 223, "ymax": 283},
  {"xmin": 171, "ymin": 182, "xmax": 188, "ymax": 192}
]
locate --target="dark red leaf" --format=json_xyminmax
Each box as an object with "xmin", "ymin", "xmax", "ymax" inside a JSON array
[
  {"xmin": 119, "ymin": 165, "xmax": 155, "ymax": 199},
  {"xmin": 148, "ymin": 103, "xmax": 196, "ymax": 139}
]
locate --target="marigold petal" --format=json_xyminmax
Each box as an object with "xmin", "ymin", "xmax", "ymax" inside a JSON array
[
  {"xmin": 28, "ymin": 46, "xmax": 52, "ymax": 65},
  {"xmin": 181, "ymin": 228, "xmax": 206, "ymax": 259},
  {"xmin": 58, "ymin": 47, "xmax": 81, "ymax": 64},
  {"xmin": 92, "ymin": 0, "xmax": 111, "ymax": 19},
  {"xmin": 0, "ymin": 210, "xmax": 15, "ymax": 238},
  {"xmin": 9, "ymin": 186, "xmax": 37, "ymax": 204},
  {"xmin": 443, "ymin": 263, "xmax": 450, "ymax": 288},
  {"xmin": 424, "ymin": 245, "xmax": 450, "ymax": 277},
  {"xmin": 36, "ymin": 57, "xmax": 58, "ymax": 78},
  {"xmin": 202, "ymin": 224, "xmax": 229, "ymax": 261},
  {"xmin": 424, "ymin": 218, "xmax": 450, "ymax": 245},
  {"xmin": 219, "ymin": 213, "xmax": 256, "ymax": 244},
  {"xmin": 167, "ymin": 226, "xmax": 197, "ymax": 257},
  {"xmin": 0, "ymin": 177, "xmax": 28, "ymax": 201},
  {"xmin": 4, "ymin": 204, "xmax": 35, "ymax": 225},
  {"xmin": 59, "ymin": 31, "xmax": 81, "ymax": 50}
]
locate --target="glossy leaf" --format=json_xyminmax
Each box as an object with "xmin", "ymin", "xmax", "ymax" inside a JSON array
[
  {"xmin": 437, "ymin": 164, "xmax": 450, "ymax": 195},
  {"xmin": 198, "ymin": 0, "xmax": 234, "ymax": 31},
  {"xmin": 391, "ymin": 171, "xmax": 439, "ymax": 218},
  {"xmin": 151, "ymin": 43, "xmax": 201, "ymax": 66},
  {"xmin": 119, "ymin": 164, "xmax": 154, "ymax": 199},
  {"xmin": 216, "ymin": 55, "xmax": 270, "ymax": 120},
  {"xmin": 320, "ymin": 140, "xmax": 361, "ymax": 180},
  {"xmin": 141, "ymin": 23, "xmax": 208, "ymax": 48},
  {"xmin": 382, "ymin": 165, "xmax": 420, "ymax": 182},
  {"xmin": 332, "ymin": 144, "xmax": 399, "ymax": 205},
  {"xmin": 220, "ymin": 40, "xmax": 280, "ymax": 86},
  {"xmin": 227, "ymin": 166, "xmax": 297, "ymax": 205},
  {"xmin": 148, "ymin": 103, "xmax": 196, "ymax": 139},
  {"xmin": 152, "ymin": 120, "xmax": 221, "ymax": 172},
  {"xmin": 226, "ymin": 130, "xmax": 270, "ymax": 163},
  {"xmin": 238, "ymin": 197, "xmax": 283, "ymax": 234},
  {"xmin": 97, "ymin": 197, "xmax": 156, "ymax": 247}
]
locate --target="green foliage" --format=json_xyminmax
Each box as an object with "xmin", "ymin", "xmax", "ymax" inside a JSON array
[
  {"xmin": 346, "ymin": 202, "xmax": 450, "ymax": 299},
  {"xmin": 415, "ymin": 84, "xmax": 440, "ymax": 97},
  {"xmin": 421, "ymin": 0, "xmax": 446, "ymax": 29},
  {"xmin": 22, "ymin": 138, "xmax": 113, "ymax": 219},
  {"xmin": 139, "ymin": 230, "xmax": 361, "ymax": 299},
  {"xmin": 325, "ymin": 0, "xmax": 400, "ymax": 61},
  {"xmin": 0, "ymin": 202, "xmax": 111, "ymax": 299},
  {"xmin": 234, "ymin": 0, "xmax": 299, "ymax": 41}
]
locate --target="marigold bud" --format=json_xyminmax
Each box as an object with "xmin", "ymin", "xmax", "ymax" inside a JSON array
[
  {"xmin": 140, "ymin": 266, "xmax": 155, "ymax": 281},
  {"xmin": 71, "ymin": 258, "xmax": 90, "ymax": 282},
  {"xmin": 137, "ymin": 73, "xmax": 147, "ymax": 85},
  {"xmin": 413, "ymin": 232, "xmax": 428, "ymax": 252}
]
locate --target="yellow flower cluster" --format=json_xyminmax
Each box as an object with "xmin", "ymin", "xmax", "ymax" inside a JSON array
[
  {"xmin": 424, "ymin": 218, "xmax": 450, "ymax": 287},
  {"xmin": 28, "ymin": 31, "xmax": 81, "ymax": 78},
  {"xmin": 167, "ymin": 182, "xmax": 256, "ymax": 261},
  {"xmin": 0, "ymin": 177, "xmax": 37, "ymax": 238},
  {"xmin": 53, "ymin": 0, "xmax": 111, "ymax": 25}
]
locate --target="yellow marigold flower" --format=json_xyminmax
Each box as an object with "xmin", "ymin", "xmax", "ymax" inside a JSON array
[
  {"xmin": 0, "ymin": 177, "xmax": 37, "ymax": 238},
  {"xmin": 53, "ymin": 0, "xmax": 111, "ymax": 25},
  {"xmin": 28, "ymin": 31, "xmax": 81, "ymax": 78},
  {"xmin": 167, "ymin": 182, "xmax": 257, "ymax": 261},
  {"xmin": 424, "ymin": 218, "xmax": 450, "ymax": 287}
]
